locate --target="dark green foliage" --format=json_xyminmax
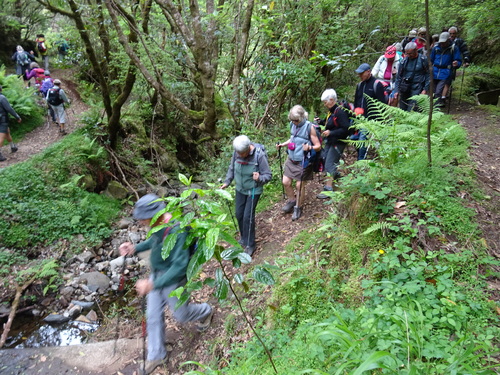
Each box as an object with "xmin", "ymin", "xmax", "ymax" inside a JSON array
[
  {"xmin": 0, "ymin": 133, "xmax": 121, "ymax": 249},
  {"xmin": 0, "ymin": 66, "xmax": 44, "ymax": 139}
]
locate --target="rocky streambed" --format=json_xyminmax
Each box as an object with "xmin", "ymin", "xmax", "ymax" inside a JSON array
[{"xmin": 2, "ymin": 219, "xmax": 150, "ymax": 349}]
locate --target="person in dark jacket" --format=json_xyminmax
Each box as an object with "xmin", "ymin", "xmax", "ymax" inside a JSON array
[
  {"xmin": 430, "ymin": 32, "xmax": 461, "ymax": 107},
  {"xmin": 11, "ymin": 46, "xmax": 35, "ymax": 83},
  {"xmin": 221, "ymin": 135, "xmax": 272, "ymax": 256},
  {"xmin": 448, "ymin": 27, "xmax": 471, "ymax": 66},
  {"xmin": 0, "ymin": 85, "xmax": 22, "ymax": 162},
  {"xmin": 353, "ymin": 63, "xmax": 386, "ymax": 160},
  {"xmin": 315, "ymin": 89, "xmax": 349, "ymax": 198},
  {"xmin": 394, "ymin": 42, "xmax": 430, "ymax": 112},
  {"xmin": 119, "ymin": 194, "xmax": 213, "ymax": 375}
]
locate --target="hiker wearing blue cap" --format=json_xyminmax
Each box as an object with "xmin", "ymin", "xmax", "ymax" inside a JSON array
[{"xmin": 118, "ymin": 193, "xmax": 213, "ymax": 375}]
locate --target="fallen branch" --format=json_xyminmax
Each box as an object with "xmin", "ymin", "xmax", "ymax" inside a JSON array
[
  {"xmin": 106, "ymin": 146, "xmax": 139, "ymax": 200},
  {"xmin": 0, "ymin": 275, "xmax": 37, "ymax": 348}
]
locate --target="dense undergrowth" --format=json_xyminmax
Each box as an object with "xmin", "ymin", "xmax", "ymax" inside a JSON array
[
  {"xmin": 0, "ymin": 129, "xmax": 121, "ymax": 289},
  {"xmin": 190, "ymin": 99, "xmax": 500, "ymax": 374}
]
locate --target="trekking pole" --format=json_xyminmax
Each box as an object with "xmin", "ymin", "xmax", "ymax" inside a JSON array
[
  {"xmin": 447, "ymin": 84, "xmax": 453, "ymax": 114},
  {"xmin": 458, "ymin": 66, "xmax": 466, "ymax": 106},
  {"xmin": 246, "ymin": 184, "xmax": 256, "ymax": 255},
  {"xmin": 293, "ymin": 151, "xmax": 308, "ymax": 221},
  {"xmin": 141, "ymin": 296, "xmax": 147, "ymax": 375},
  {"xmin": 276, "ymin": 144, "xmax": 286, "ymax": 200}
]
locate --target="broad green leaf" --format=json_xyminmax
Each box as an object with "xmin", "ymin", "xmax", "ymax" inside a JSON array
[
  {"xmin": 219, "ymin": 230, "xmax": 240, "ymax": 247},
  {"xmin": 205, "ymin": 228, "xmax": 220, "ymax": 253},
  {"xmin": 213, "ymin": 188, "xmax": 232, "ymax": 200},
  {"xmin": 352, "ymin": 351, "xmax": 394, "ymax": 375},
  {"xmin": 174, "ymin": 291, "xmax": 190, "ymax": 309},
  {"xmin": 234, "ymin": 273, "xmax": 244, "ymax": 284},
  {"xmin": 178, "ymin": 173, "xmax": 191, "ymax": 186},
  {"xmin": 237, "ymin": 252, "xmax": 252, "ymax": 264},
  {"xmin": 168, "ymin": 286, "xmax": 184, "ymax": 299},
  {"xmin": 186, "ymin": 248, "xmax": 205, "ymax": 280},
  {"xmin": 179, "ymin": 211, "xmax": 195, "ymax": 228},
  {"xmin": 253, "ymin": 266, "xmax": 275, "ymax": 285},
  {"xmin": 204, "ymin": 277, "xmax": 215, "ymax": 287},
  {"xmin": 221, "ymin": 247, "xmax": 242, "ymax": 260},
  {"xmin": 161, "ymin": 232, "xmax": 178, "ymax": 260},
  {"xmin": 215, "ymin": 279, "xmax": 229, "ymax": 300}
]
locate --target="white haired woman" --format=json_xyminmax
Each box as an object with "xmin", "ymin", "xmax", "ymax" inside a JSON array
[
  {"xmin": 277, "ymin": 105, "xmax": 321, "ymax": 221},
  {"xmin": 221, "ymin": 135, "xmax": 272, "ymax": 255},
  {"xmin": 315, "ymin": 89, "xmax": 350, "ymax": 198}
]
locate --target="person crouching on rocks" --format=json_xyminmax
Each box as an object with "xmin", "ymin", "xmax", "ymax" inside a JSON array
[
  {"xmin": 220, "ymin": 135, "xmax": 272, "ymax": 256},
  {"xmin": 118, "ymin": 194, "xmax": 214, "ymax": 375},
  {"xmin": 276, "ymin": 105, "xmax": 322, "ymax": 221}
]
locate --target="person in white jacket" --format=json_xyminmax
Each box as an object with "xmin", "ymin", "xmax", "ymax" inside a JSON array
[{"xmin": 372, "ymin": 45, "xmax": 401, "ymax": 106}]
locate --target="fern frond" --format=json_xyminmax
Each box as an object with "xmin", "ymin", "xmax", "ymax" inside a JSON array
[{"xmin": 363, "ymin": 221, "xmax": 391, "ymax": 235}]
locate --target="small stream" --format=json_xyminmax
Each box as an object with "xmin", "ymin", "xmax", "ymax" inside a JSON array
[{"xmin": 4, "ymin": 312, "xmax": 99, "ymax": 349}]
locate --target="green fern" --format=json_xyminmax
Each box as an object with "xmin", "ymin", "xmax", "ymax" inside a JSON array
[{"xmin": 362, "ymin": 221, "xmax": 391, "ymax": 235}]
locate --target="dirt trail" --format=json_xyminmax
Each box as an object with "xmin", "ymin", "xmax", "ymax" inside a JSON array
[
  {"xmin": 0, "ymin": 76, "xmax": 498, "ymax": 374},
  {"xmin": 0, "ymin": 68, "xmax": 89, "ymax": 168}
]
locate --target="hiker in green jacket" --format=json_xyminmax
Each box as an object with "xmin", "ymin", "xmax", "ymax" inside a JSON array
[{"xmin": 119, "ymin": 194, "xmax": 213, "ymax": 375}]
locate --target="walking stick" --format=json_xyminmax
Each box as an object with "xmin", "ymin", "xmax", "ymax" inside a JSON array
[
  {"xmin": 277, "ymin": 144, "xmax": 286, "ymax": 200},
  {"xmin": 458, "ymin": 66, "xmax": 466, "ymax": 106},
  {"xmin": 141, "ymin": 296, "xmax": 147, "ymax": 375},
  {"xmin": 447, "ymin": 84, "xmax": 453, "ymax": 114},
  {"xmin": 293, "ymin": 151, "xmax": 308, "ymax": 221},
  {"xmin": 246, "ymin": 185, "xmax": 256, "ymax": 255}
]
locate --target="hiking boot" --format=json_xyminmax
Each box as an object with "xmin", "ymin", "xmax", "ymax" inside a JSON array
[
  {"xmin": 317, "ymin": 187, "xmax": 333, "ymax": 199},
  {"xmin": 196, "ymin": 308, "xmax": 214, "ymax": 332},
  {"xmin": 291, "ymin": 206, "xmax": 302, "ymax": 221},
  {"xmin": 10, "ymin": 144, "xmax": 18, "ymax": 153},
  {"xmin": 281, "ymin": 200, "xmax": 296, "ymax": 213},
  {"xmin": 435, "ymin": 98, "xmax": 445, "ymax": 108},
  {"xmin": 245, "ymin": 246, "xmax": 255, "ymax": 256},
  {"xmin": 141, "ymin": 358, "xmax": 167, "ymax": 375},
  {"xmin": 0, "ymin": 153, "xmax": 6, "ymax": 162}
]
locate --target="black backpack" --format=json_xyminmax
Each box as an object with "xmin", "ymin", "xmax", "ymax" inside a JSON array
[
  {"xmin": 47, "ymin": 87, "xmax": 63, "ymax": 106},
  {"xmin": 306, "ymin": 121, "xmax": 325, "ymax": 173}
]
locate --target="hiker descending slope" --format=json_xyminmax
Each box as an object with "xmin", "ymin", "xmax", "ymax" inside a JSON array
[
  {"xmin": 316, "ymin": 89, "xmax": 350, "ymax": 198},
  {"xmin": 277, "ymin": 105, "xmax": 321, "ymax": 221},
  {"xmin": 118, "ymin": 194, "xmax": 214, "ymax": 375},
  {"xmin": 221, "ymin": 135, "xmax": 272, "ymax": 256}
]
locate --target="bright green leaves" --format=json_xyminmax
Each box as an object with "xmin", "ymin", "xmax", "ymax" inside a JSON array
[
  {"xmin": 153, "ymin": 174, "xmax": 276, "ymax": 308},
  {"xmin": 253, "ymin": 266, "xmax": 275, "ymax": 285}
]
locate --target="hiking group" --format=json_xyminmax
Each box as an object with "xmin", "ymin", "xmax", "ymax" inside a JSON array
[
  {"xmin": 1, "ymin": 34, "xmax": 72, "ymax": 161},
  {"xmin": 3, "ymin": 25, "xmax": 472, "ymax": 374}
]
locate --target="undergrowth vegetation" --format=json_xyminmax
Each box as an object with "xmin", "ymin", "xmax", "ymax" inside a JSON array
[
  {"xmin": 0, "ymin": 130, "xmax": 121, "ymax": 252},
  {"xmin": 0, "ymin": 66, "xmax": 44, "ymax": 140},
  {"xmin": 195, "ymin": 101, "xmax": 500, "ymax": 374}
]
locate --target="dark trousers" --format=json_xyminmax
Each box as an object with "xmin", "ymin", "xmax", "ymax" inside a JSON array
[{"xmin": 235, "ymin": 190, "xmax": 260, "ymax": 249}]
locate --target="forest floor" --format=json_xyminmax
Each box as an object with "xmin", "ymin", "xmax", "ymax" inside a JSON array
[{"xmin": 0, "ymin": 71, "xmax": 499, "ymax": 374}]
